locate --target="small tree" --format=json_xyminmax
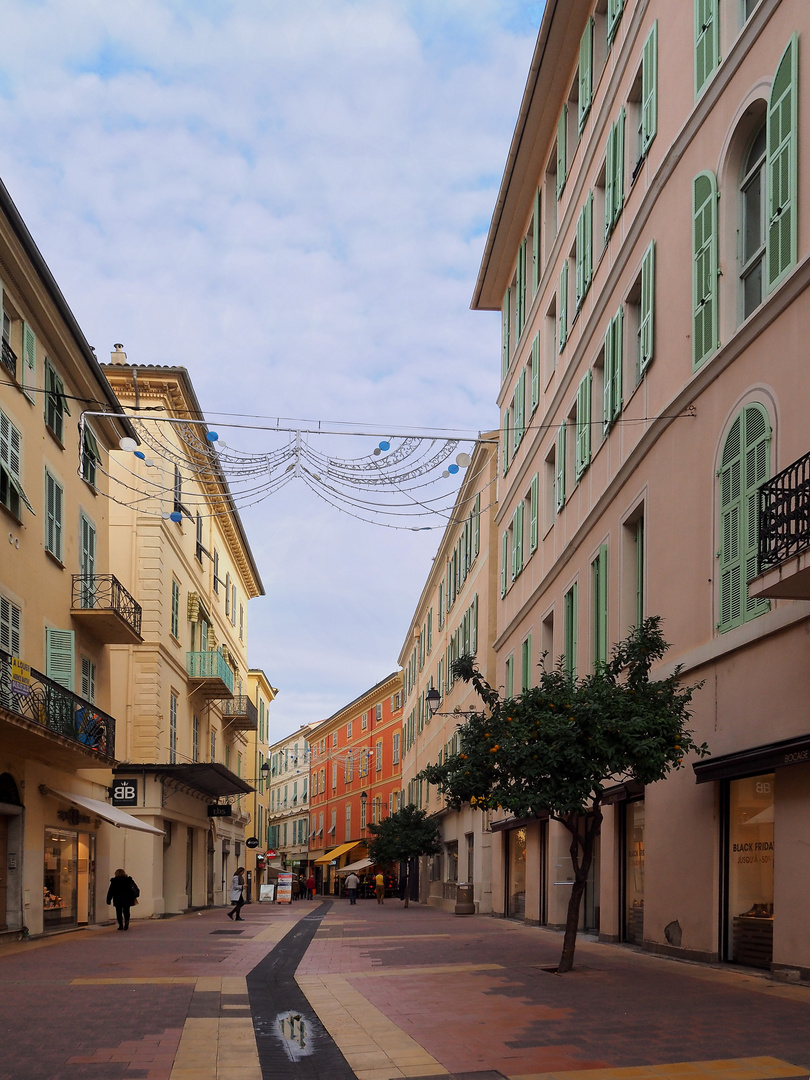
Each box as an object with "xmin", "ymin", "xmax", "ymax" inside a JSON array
[
  {"xmin": 366, "ymin": 804, "xmax": 442, "ymax": 908},
  {"xmin": 418, "ymin": 617, "xmax": 706, "ymax": 972}
]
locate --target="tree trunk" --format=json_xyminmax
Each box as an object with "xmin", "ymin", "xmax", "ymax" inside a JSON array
[{"xmin": 556, "ymin": 806, "xmax": 602, "ymax": 974}]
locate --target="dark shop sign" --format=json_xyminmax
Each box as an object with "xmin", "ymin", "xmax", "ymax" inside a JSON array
[
  {"xmin": 207, "ymin": 804, "xmax": 232, "ymax": 818},
  {"xmin": 111, "ymin": 779, "xmax": 138, "ymax": 807}
]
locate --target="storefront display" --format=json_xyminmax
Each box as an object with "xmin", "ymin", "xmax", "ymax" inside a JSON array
[
  {"xmin": 507, "ymin": 827, "xmax": 526, "ymax": 919},
  {"xmin": 624, "ymin": 801, "xmax": 645, "ymax": 944},
  {"xmin": 727, "ymin": 773, "xmax": 774, "ymax": 968},
  {"xmin": 43, "ymin": 829, "xmax": 78, "ymax": 930}
]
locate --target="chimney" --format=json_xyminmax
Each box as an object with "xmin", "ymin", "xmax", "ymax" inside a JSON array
[{"xmin": 110, "ymin": 343, "xmax": 128, "ymax": 365}]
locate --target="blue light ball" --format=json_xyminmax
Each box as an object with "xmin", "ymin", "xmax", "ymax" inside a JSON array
[
  {"xmin": 448, "ymin": 463, "xmax": 459, "ymax": 474},
  {"xmin": 206, "ymin": 431, "xmax": 219, "ymax": 442},
  {"xmin": 379, "ymin": 441, "xmax": 390, "ymax": 451},
  {"xmin": 134, "ymin": 451, "xmax": 146, "ymax": 460},
  {"xmin": 170, "ymin": 511, "xmax": 182, "ymax": 523}
]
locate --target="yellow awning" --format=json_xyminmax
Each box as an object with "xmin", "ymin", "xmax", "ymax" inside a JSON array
[{"xmin": 313, "ymin": 841, "xmax": 364, "ymax": 865}]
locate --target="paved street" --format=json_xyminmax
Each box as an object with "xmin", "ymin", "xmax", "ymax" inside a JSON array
[{"xmin": 1, "ymin": 899, "xmax": 810, "ymax": 1080}]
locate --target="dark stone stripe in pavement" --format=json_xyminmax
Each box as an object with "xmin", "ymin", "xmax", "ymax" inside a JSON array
[{"xmin": 246, "ymin": 900, "xmax": 355, "ymax": 1080}]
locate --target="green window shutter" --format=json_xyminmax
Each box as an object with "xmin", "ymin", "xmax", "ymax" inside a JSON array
[
  {"xmin": 517, "ymin": 501, "xmax": 524, "ymax": 573},
  {"xmin": 521, "ymin": 634, "xmax": 532, "ymax": 692},
  {"xmin": 501, "ymin": 531, "xmax": 508, "ymax": 597},
  {"xmin": 593, "ymin": 544, "xmax": 609, "ymax": 666},
  {"xmin": 511, "ymin": 507, "xmax": 519, "ymax": 580},
  {"xmin": 692, "ymin": 171, "xmax": 719, "ymax": 368},
  {"xmin": 607, "ymin": 0, "xmax": 624, "ymax": 45},
  {"xmin": 576, "ymin": 202, "xmax": 586, "ymax": 308},
  {"xmin": 471, "ymin": 594, "xmax": 478, "ymax": 654},
  {"xmin": 743, "ymin": 405, "xmax": 771, "ymax": 621},
  {"xmin": 556, "ymin": 105, "xmax": 567, "ymax": 199},
  {"xmin": 639, "ymin": 241, "xmax": 655, "ymax": 374},
  {"xmin": 635, "ymin": 518, "xmax": 645, "ymax": 627},
  {"xmin": 505, "ymin": 654, "xmax": 514, "ymax": 698},
  {"xmin": 556, "ymin": 424, "xmax": 566, "ymax": 512},
  {"xmin": 605, "ymin": 122, "xmax": 616, "ymax": 243},
  {"xmin": 45, "ymin": 471, "xmax": 63, "ymax": 561},
  {"xmin": 564, "ymin": 584, "xmax": 578, "ymax": 676},
  {"xmin": 611, "ymin": 307, "xmax": 623, "ymax": 423},
  {"xmin": 766, "ymin": 34, "xmax": 798, "ymax": 293},
  {"xmin": 529, "ymin": 473, "xmax": 539, "ymax": 553},
  {"xmin": 578, "ymin": 18, "xmax": 594, "ymax": 133},
  {"xmin": 501, "ymin": 289, "xmax": 511, "ymax": 381},
  {"xmin": 0, "ymin": 596, "xmax": 21, "ymax": 655},
  {"xmin": 603, "ymin": 316, "xmax": 614, "ymax": 436},
  {"xmin": 531, "ymin": 332, "xmax": 540, "ymax": 414},
  {"xmin": 515, "ymin": 368, "xmax": 526, "ymax": 446},
  {"xmin": 695, "ymin": 0, "xmax": 719, "ymax": 97},
  {"xmin": 613, "ymin": 109, "xmax": 625, "ymax": 228},
  {"xmin": 22, "ymin": 323, "xmax": 36, "ymax": 403},
  {"xmin": 502, "ymin": 408, "xmax": 511, "ymax": 475},
  {"xmin": 559, "ymin": 262, "xmax": 568, "ymax": 350},
  {"xmin": 516, "ymin": 239, "xmax": 527, "ymax": 339},
  {"xmin": 80, "ymin": 514, "xmax": 95, "ymax": 584},
  {"xmin": 46, "ymin": 627, "xmax": 75, "ymax": 691},
  {"xmin": 641, "ymin": 21, "xmax": 658, "ymax": 155},
  {"xmin": 532, "ymin": 187, "xmax": 541, "ymax": 295},
  {"xmin": 473, "ymin": 494, "xmax": 481, "ymax": 557},
  {"xmin": 575, "ymin": 371, "xmax": 592, "ymax": 480}
]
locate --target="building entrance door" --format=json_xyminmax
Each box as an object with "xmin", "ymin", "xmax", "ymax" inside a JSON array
[
  {"xmin": 506, "ymin": 827, "xmax": 526, "ymax": 919},
  {"xmin": 44, "ymin": 828, "xmax": 78, "ymax": 931}
]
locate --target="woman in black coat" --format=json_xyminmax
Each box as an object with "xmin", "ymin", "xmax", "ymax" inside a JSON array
[{"xmin": 107, "ymin": 868, "xmax": 139, "ymax": 930}]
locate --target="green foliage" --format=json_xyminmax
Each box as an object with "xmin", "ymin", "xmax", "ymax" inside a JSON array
[
  {"xmin": 366, "ymin": 805, "xmax": 442, "ymax": 867},
  {"xmin": 419, "ymin": 617, "xmax": 707, "ymax": 821}
]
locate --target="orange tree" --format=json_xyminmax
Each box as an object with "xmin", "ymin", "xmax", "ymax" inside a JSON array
[
  {"xmin": 418, "ymin": 617, "xmax": 706, "ymax": 972},
  {"xmin": 366, "ymin": 805, "xmax": 441, "ymax": 908}
]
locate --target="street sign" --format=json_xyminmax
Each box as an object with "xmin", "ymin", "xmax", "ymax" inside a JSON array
[
  {"xmin": 207, "ymin": 804, "xmax": 232, "ymax": 817},
  {"xmin": 245, "ymin": 837, "xmax": 260, "ymax": 849}
]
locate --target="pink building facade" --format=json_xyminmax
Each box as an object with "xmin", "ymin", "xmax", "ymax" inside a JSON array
[{"xmin": 474, "ymin": 0, "xmax": 810, "ymax": 976}]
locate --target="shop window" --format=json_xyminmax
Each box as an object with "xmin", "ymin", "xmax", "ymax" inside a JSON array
[
  {"xmin": 622, "ymin": 800, "xmax": 645, "ymax": 944},
  {"xmin": 507, "ymin": 827, "xmax": 526, "ymax": 919},
  {"xmin": 727, "ymin": 773, "xmax": 774, "ymax": 968}
]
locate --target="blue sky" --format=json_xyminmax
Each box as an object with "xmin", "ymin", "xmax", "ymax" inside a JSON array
[{"xmin": 0, "ymin": 0, "xmax": 540, "ymax": 741}]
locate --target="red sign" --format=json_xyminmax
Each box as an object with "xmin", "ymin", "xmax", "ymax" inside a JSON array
[{"xmin": 266, "ymin": 849, "xmax": 277, "ymax": 858}]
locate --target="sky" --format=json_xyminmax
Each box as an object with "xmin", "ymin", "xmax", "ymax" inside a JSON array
[{"xmin": 0, "ymin": 0, "xmax": 541, "ymax": 743}]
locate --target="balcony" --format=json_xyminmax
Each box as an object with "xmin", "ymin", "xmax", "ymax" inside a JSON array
[
  {"xmin": 1, "ymin": 339, "xmax": 16, "ymax": 381},
  {"xmin": 187, "ymin": 650, "xmax": 234, "ymax": 698},
  {"xmin": 750, "ymin": 450, "xmax": 810, "ymax": 600},
  {"xmin": 71, "ymin": 575, "xmax": 143, "ymax": 644},
  {"xmin": 220, "ymin": 694, "xmax": 258, "ymax": 731},
  {"xmin": 0, "ymin": 650, "xmax": 116, "ymax": 766}
]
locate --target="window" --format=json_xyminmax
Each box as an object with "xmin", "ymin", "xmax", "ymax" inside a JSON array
[
  {"xmin": 169, "ymin": 693, "xmax": 178, "ymax": 763},
  {"xmin": 604, "ymin": 110, "xmax": 625, "ymax": 241},
  {"xmin": 332, "ymin": 762, "xmax": 337, "ymax": 789},
  {"xmin": 81, "ymin": 426, "xmax": 100, "ymax": 487},
  {"xmin": 531, "ymin": 188, "xmax": 542, "ymax": 295},
  {"xmin": 501, "ymin": 407, "xmax": 511, "ymax": 475},
  {"xmin": 170, "ymin": 580, "xmax": 180, "ymax": 639},
  {"xmin": 347, "ymin": 720, "xmax": 353, "ymax": 739},
  {"xmin": 766, "ymin": 35, "xmax": 798, "ymax": 294},
  {"xmin": 622, "ymin": 510, "xmax": 645, "ymax": 630},
  {"xmin": 578, "ymin": 18, "xmax": 594, "ymax": 133},
  {"xmin": 211, "ymin": 729, "xmax": 216, "ymax": 762},
  {"xmin": 718, "ymin": 404, "xmax": 770, "ymax": 632},
  {"xmin": 512, "ymin": 369, "xmax": 526, "ymax": 453},
  {"xmin": 0, "ymin": 594, "xmax": 21, "ymax": 655},
  {"xmin": 195, "ymin": 512, "xmax": 204, "ymax": 562},
  {"xmin": 239, "ymin": 603, "xmax": 244, "ymax": 642},
  {"xmin": 193, "ymin": 715, "xmax": 199, "ymax": 762},
  {"xmin": 556, "ymin": 104, "xmax": 568, "ymax": 199},
  {"xmin": 564, "ymin": 584, "xmax": 578, "ymax": 676},
  {"xmin": 592, "ymin": 544, "xmax": 609, "ymax": 667},
  {"xmin": 231, "ymin": 584, "xmax": 237, "ymax": 626},
  {"xmin": 575, "ymin": 373, "xmax": 592, "ymax": 481},
  {"xmin": 392, "ymin": 731, "xmax": 400, "ymax": 765},
  {"xmin": 0, "ymin": 411, "xmax": 31, "ymax": 519},
  {"xmin": 515, "ymin": 239, "xmax": 528, "ymax": 343},
  {"xmin": 511, "ymin": 502, "xmax": 524, "ymax": 581},
  {"xmin": 225, "ymin": 572, "xmax": 231, "ymax": 616},
  {"xmin": 46, "ymin": 627, "xmax": 74, "ymax": 690},
  {"xmin": 639, "ymin": 241, "xmax": 655, "ymax": 375},
  {"xmin": 740, "ymin": 125, "xmax": 766, "ymax": 319},
  {"xmin": 603, "ymin": 308, "xmax": 623, "ymax": 434},
  {"xmin": 555, "ymin": 424, "xmax": 566, "ymax": 513},
  {"xmin": 376, "ymin": 740, "xmax": 382, "ymax": 772},
  {"xmin": 81, "ymin": 656, "xmax": 96, "ymax": 703},
  {"xmin": 213, "ymin": 550, "xmax": 220, "ymax": 594},
  {"xmin": 693, "ymin": 172, "xmax": 719, "ymax": 368},
  {"xmin": 504, "ymin": 654, "xmax": 514, "ymax": 698},
  {"xmin": 45, "ymin": 360, "xmax": 69, "ymax": 443},
  {"xmin": 173, "ymin": 465, "xmax": 184, "ymax": 517},
  {"xmin": 607, "ymin": 0, "xmax": 624, "ymax": 45},
  {"xmin": 558, "ymin": 262, "xmax": 568, "ymax": 351},
  {"xmin": 21, "ymin": 323, "xmax": 35, "ymax": 402},
  {"xmin": 501, "ymin": 530, "xmax": 509, "ymax": 598},
  {"xmin": 695, "ymin": 0, "xmax": 719, "ymax": 97},
  {"xmin": 521, "ymin": 635, "xmax": 532, "ymax": 692},
  {"xmin": 45, "ymin": 470, "xmax": 63, "ymax": 561},
  {"xmin": 332, "ymin": 732, "xmax": 337, "ymax": 747},
  {"xmin": 501, "ymin": 287, "xmax": 511, "ymax": 381},
  {"xmin": 529, "ymin": 473, "xmax": 539, "ymax": 555},
  {"xmin": 575, "ymin": 194, "xmax": 593, "ymax": 310},
  {"xmin": 630, "ymin": 22, "xmax": 658, "ymax": 176}
]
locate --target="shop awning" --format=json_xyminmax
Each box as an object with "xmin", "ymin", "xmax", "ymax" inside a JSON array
[
  {"xmin": 43, "ymin": 788, "xmax": 165, "ymax": 834},
  {"xmin": 693, "ymin": 732, "xmax": 810, "ymax": 784},
  {"xmin": 337, "ymin": 857, "xmax": 374, "ymax": 875},
  {"xmin": 313, "ymin": 841, "xmax": 363, "ymax": 865},
  {"xmin": 113, "ymin": 762, "xmax": 252, "ymax": 798}
]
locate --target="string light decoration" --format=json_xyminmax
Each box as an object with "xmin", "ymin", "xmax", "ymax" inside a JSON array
[{"xmin": 80, "ymin": 411, "xmax": 496, "ymax": 531}]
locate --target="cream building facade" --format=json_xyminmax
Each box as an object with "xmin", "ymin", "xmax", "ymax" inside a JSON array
[
  {"xmin": 473, "ymin": 0, "xmax": 810, "ymax": 975},
  {"xmin": 102, "ymin": 354, "xmax": 265, "ymax": 917},
  {"xmin": 398, "ymin": 436, "xmax": 499, "ymax": 911},
  {"xmin": 244, "ymin": 668, "xmax": 277, "ymax": 898},
  {"xmin": 266, "ymin": 724, "xmax": 315, "ymax": 882},
  {"xmin": 0, "ymin": 179, "xmax": 155, "ymax": 940}
]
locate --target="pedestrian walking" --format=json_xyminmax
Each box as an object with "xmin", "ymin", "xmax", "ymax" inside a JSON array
[
  {"xmin": 227, "ymin": 866, "xmax": 246, "ymax": 920},
  {"xmin": 106, "ymin": 868, "xmax": 139, "ymax": 931},
  {"xmin": 345, "ymin": 871, "xmax": 360, "ymax": 904},
  {"xmin": 375, "ymin": 871, "xmax": 385, "ymax": 904},
  {"xmin": 292, "ymin": 875, "xmax": 300, "ymax": 901},
  {"xmin": 306, "ymin": 874, "xmax": 316, "ymax": 899}
]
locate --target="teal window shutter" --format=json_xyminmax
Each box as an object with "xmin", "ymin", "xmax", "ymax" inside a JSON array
[
  {"xmin": 766, "ymin": 34, "xmax": 798, "ymax": 293},
  {"xmin": 692, "ymin": 171, "xmax": 719, "ymax": 368},
  {"xmin": 80, "ymin": 514, "xmax": 96, "ymax": 582},
  {"xmin": 501, "ymin": 531, "xmax": 508, "ymax": 597},
  {"xmin": 641, "ymin": 22, "xmax": 658, "ymax": 156},
  {"xmin": 471, "ymin": 594, "xmax": 478, "ymax": 654},
  {"xmin": 564, "ymin": 584, "xmax": 578, "ymax": 676},
  {"xmin": 578, "ymin": 19, "xmax": 594, "ymax": 133},
  {"xmin": 695, "ymin": 0, "xmax": 719, "ymax": 97},
  {"xmin": 511, "ymin": 506, "xmax": 519, "ymax": 580},
  {"xmin": 559, "ymin": 262, "xmax": 568, "ymax": 350},
  {"xmin": 576, "ymin": 195, "xmax": 593, "ymax": 309},
  {"xmin": 473, "ymin": 493, "xmax": 481, "ymax": 557},
  {"xmin": 639, "ymin": 240, "xmax": 655, "ymax": 374},
  {"xmin": 46, "ymin": 627, "xmax": 75, "ymax": 691},
  {"xmin": 516, "ymin": 239, "xmax": 527, "ymax": 339},
  {"xmin": 603, "ymin": 316, "xmax": 614, "ymax": 436},
  {"xmin": 593, "ymin": 544, "xmax": 609, "ymax": 666},
  {"xmin": 605, "ymin": 121, "xmax": 616, "ymax": 242},
  {"xmin": 521, "ymin": 634, "xmax": 532, "ymax": 692},
  {"xmin": 607, "ymin": 0, "xmax": 624, "ymax": 45},
  {"xmin": 501, "ymin": 288, "xmax": 511, "ymax": 381},
  {"xmin": 45, "ymin": 470, "xmax": 63, "ymax": 561},
  {"xmin": 575, "ymin": 371, "xmax": 592, "ymax": 481},
  {"xmin": 604, "ymin": 308, "xmax": 623, "ymax": 433},
  {"xmin": 22, "ymin": 322, "xmax": 36, "ymax": 403},
  {"xmin": 718, "ymin": 405, "xmax": 770, "ymax": 631},
  {"xmin": 557, "ymin": 105, "xmax": 567, "ymax": 199},
  {"xmin": 529, "ymin": 473, "xmax": 539, "ymax": 553},
  {"xmin": 517, "ymin": 501, "xmax": 524, "ymax": 573},
  {"xmin": 635, "ymin": 517, "xmax": 645, "ymax": 627},
  {"xmin": 502, "ymin": 408, "xmax": 511, "ymax": 475},
  {"xmin": 532, "ymin": 187, "xmax": 541, "ymax": 295},
  {"xmin": 531, "ymin": 332, "xmax": 540, "ymax": 414},
  {"xmin": 515, "ymin": 368, "xmax": 526, "ymax": 446},
  {"xmin": 556, "ymin": 424, "xmax": 566, "ymax": 512}
]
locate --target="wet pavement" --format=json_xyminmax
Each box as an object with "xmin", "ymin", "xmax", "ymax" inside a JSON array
[{"xmin": 0, "ymin": 897, "xmax": 809, "ymax": 1080}]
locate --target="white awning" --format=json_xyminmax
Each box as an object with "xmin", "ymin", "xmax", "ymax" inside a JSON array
[
  {"xmin": 46, "ymin": 789, "xmax": 165, "ymax": 834},
  {"xmin": 337, "ymin": 857, "xmax": 374, "ymax": 875}
]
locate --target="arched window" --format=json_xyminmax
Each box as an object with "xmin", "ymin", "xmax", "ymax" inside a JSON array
[
  {"xmin": 718, "ymin": 404, "xmax": 770, "ymax": 633},
  {"xmin": 740, "ymin": 125, "xmax": 766, "ymax": 320}
]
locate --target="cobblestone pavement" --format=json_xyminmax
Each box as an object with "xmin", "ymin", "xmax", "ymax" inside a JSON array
[{"xmin": 1, "ymin": 899, "xmax": 810, "ymax": 1080}]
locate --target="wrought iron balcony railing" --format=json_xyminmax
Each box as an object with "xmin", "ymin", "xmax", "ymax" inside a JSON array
[
  {"xmin": 220, "ymin": 694, "xmax": 258, "ymax": 729},
  {"xmin": 71, "ymin": 574, "xmax": 143, "ymax": 637},
  {"xmin": 1, "ymin": 339, "xmax": 16, "ymax": 381},
  {"xmin": 758, "ymin": 449, "xmax": 810, "ymax": 572},
  {"xmin": 0, "ymin": 649, "xmax": 115, "ymax": 758},
  {"xmin": 186, "ymin": 650, "xmax": 234, "ymax": 694}
]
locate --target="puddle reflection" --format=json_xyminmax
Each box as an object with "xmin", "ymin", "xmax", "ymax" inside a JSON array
[{"xmin": 275, "ymin": 1010, "xmax": 314, "ymax": 1060}]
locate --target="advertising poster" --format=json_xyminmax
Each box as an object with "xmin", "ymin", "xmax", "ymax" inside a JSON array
[
  {"xmin": 277, "ymin": 872, "xmax": 293, "ymax": 903},
  {"xmin": 259, "ymin": 884, "xmax": 275, "ymax": 903}
]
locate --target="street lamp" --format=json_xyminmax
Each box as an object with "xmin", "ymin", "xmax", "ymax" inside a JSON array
[
  {"xmin": 426, "ymin": 687, "xmax": 441, "ymax": 716},
  {"xmin": 359, "ymin": 789, "xmax": 368, "ymax": 833}
]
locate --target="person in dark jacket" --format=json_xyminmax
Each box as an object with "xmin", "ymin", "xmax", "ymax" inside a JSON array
[{"xmin": 107, "ymin": 868, "xmax": 139, "ymax": 930}]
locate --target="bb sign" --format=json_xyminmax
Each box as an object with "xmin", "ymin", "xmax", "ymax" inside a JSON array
[{"xmin": 111, "ymin": 779, "xmax": 138, "ymax": 807}]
